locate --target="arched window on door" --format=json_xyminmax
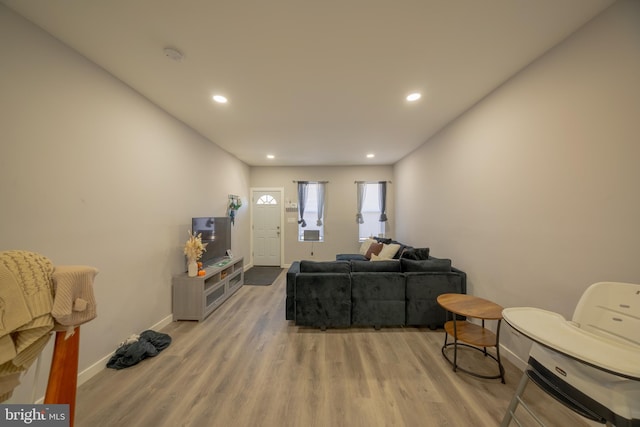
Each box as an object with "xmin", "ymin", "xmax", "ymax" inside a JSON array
[{"xmin": 256, "ymin": 195, "xmax": 277, "ymax": 205}]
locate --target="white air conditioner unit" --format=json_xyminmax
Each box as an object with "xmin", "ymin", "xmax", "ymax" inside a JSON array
[{"xmin": 303, "ymin": 230, "xmax": 320, "ymax": 241}]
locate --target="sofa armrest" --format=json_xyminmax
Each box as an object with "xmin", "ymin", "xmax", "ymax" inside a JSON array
[
  {"xmin": 295, "ymin": 273, "xmax": 351, "ymax": 328},
  {"xmin": 405, "ymin": 271, "xmax": 466, "ymax": 328},
  {"xmin": 285, "ymin": 262, "xmax": 300, "ymax": 320},
  {"xmin": 451, "ymin": 266, "xmax": 467, "ymax": 294}
]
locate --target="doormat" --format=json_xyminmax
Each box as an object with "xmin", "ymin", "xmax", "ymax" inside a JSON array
[{"xmin": 244, "ymin": 266, "xmax": 283, "ymax": 286}]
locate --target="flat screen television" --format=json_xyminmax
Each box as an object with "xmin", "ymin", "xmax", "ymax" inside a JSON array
[{"xmin": 191, "ymin": 217, "xmax": 231, "ymax": 267}]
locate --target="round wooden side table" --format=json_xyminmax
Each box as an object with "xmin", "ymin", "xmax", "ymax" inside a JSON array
[{"xmin": 437, "ymin": 293, "xmax": 505, "ymax": 383}]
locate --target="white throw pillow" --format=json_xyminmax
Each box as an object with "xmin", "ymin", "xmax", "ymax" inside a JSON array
[
  {"xmin": 377, "ymin": 243, "xmax": 401, "ymax": 260},
  {"xmin": 359, "ymin": 238, "xmax": 376, "ymax": 255}
]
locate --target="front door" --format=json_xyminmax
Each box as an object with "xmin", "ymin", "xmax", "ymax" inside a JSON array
[{"xmin": 252, "ymin": 189, "xmax": 282, "ymax": 266}]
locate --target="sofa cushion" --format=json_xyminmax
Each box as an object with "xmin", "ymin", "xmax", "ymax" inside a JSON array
[
  {"xmin": 351, "ymin": 272, "xmax": 405, "ymax": 327},
  {"xmin": 377, "ymin": 243, "xmax": 401, "ymax": 260},
  {"xmin": 400, "ymin": 247, "xmax": 430, "ymax": 260},
  {"xmin": 369, "ymin": 253, "xmax": 386, "ymax": 261},
  {"xmin": 393, "ymin": 244, "xmax": 410, "ymax": 259},
  {"xmin": 336, "ymin": 253, "xmax": 368, "ymax": 262},
  {"xmin": 365, "ymin": 242, "xmax": 384, "ymax": 259},
  {"xmin": 351, "ymin": 272, "xmax": 405, "ymax": 299},
  {"xmin": 359, "ymin": 238, "xmax": 376, "ymax": 255},
  {"xmin": 389, "ymin": 239, "xmax": 412, "ymax": 259},
  {"xmin": 401, "ymin": 258, "xmax": 452, "ymax": 272},
  {"xmin": 300, "ymin": 260, "xmax": 351, "ymax": 273},
  {"xmin": 350, "ymin": 260, "xmax": 401, "ymax": 272}
]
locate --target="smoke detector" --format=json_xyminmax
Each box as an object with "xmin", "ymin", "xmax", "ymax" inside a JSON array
[{"xmin": 163, "ymin": 47, "xmax": 184, "ymax": 62}]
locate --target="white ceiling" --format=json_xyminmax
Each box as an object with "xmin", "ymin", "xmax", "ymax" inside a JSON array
[{"xmin": 2, "ymin": 0, "xmax": 614, "ymax": 166}]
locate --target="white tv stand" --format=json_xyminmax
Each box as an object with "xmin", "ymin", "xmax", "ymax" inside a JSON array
[{"xmin": 172, "ymin": 256, "xmax": 244, "ymax": 321}]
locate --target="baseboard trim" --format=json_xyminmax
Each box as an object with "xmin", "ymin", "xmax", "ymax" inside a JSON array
[
  {"xmin": 500, "ymin": 342, "xmax": 527, "ymax": 372},
  {"xmin": 33, "ymin": 314, "xmax": 174, "ymax": 404},
  {"xmin": 77, "ymin": 314, "xmax": 172, "ymax": 387}
]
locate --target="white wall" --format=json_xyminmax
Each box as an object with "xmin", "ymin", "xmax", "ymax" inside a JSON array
[
  {"xmin": 250, "ymin": 166, "xmax": 394, "ymax": 264},
  {"xmin": 0, "ymin": 5, "xmax": 250, "ymax": 402},
  {"xmin": 395, "ymin": 0, "xmax": 640, "ymax": 365}
]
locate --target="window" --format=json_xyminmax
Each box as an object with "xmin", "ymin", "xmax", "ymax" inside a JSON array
[
  {"xmin": 297, "ymin": 181, "xmax": 325, "ymax": 242},
  {"xmin": 256, "ymin": 195, "xmax": 277, "ymax": 205},
  {"xmin": 357, "ymin": 182, "xmax": 386, "ymax": 241}
]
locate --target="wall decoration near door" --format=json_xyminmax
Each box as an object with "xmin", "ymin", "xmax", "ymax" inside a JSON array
[
  {"xmin": 243, "ymin": 266, "xmax": 283, "ymax": 286},
  {"xmin": 228, "ymin": 194, "xmax": 242, "ymax": 225}
]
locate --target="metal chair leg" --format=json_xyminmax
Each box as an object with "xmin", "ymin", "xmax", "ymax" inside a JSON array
[{"xmin": 500, "ymin": 369, "xmax": 546, "ymax": 427}]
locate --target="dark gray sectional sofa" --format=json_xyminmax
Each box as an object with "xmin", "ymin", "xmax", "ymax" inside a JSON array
[{"xmin": 286, "ymin": 255, "xmax": 466, "ymax": 330}]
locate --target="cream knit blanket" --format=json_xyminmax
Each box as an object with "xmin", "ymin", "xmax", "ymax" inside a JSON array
[
  {"xmin": 51, "ymin": 265, "xmax": 98, "ymax": 328},
  {"xmin": 0, "ymin": 251, "xmax": 99, "ymax": 402},
  {"xmin": 0, "ymin": 250, "xmax": 55, "ymax": 401}
]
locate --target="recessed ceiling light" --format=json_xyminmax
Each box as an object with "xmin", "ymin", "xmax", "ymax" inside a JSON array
[
  {"xmin": 366, "ymin": 153, "xmax": 375, "ymax": 158},
  {"xmin": 212, "ymin": 95, "xmax": 228, "ymax": 104},
  {"xmin": 267, "ymin": 154, "xmax": 275, "ymax": 159},
  {"xmin": 406, "ymin": 92, "xmax": 421, "ymax": 102}
]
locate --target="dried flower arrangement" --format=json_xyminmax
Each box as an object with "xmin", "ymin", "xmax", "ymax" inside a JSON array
[{"xmin": 184, "ymin": 230, "xmax": 206, "ymax": 261}]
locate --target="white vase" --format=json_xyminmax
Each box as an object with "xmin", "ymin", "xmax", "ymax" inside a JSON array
[{"xmin": 187, "ymin": 259, "xmax": 198, "ymax": 277}]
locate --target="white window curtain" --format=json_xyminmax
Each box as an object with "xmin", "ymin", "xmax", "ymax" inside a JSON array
[
  {"xmin": 378, "ymin": 181, "xmax": 388, "ymax": 222},
  {"xmin": 356, "ymin": 182, "xmax": 366, "ymax": 224},
  {"xmin": 316, "ymin": 182, "xmax": 325, "ymax": 226},
  {"xmin": 297, "ymin": 181, "xmax": 308, "ymax": 227}
]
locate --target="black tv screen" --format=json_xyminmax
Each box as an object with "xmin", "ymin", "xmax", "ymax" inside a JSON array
[{"xmin": 191, "ymin": 217, "xmax": 231, "ymax": 267}]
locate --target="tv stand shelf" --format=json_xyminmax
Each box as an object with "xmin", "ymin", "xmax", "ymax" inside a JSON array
[{"xmin": 172, "ymin": 256, "xmax": 244, "ymax": 321}]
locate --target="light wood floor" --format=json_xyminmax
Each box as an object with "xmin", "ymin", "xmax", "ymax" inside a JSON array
[{"xmin": 75, "ymin": 272, "xmax": 593, "ymax": 427}]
